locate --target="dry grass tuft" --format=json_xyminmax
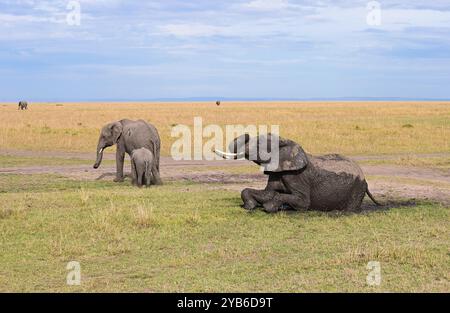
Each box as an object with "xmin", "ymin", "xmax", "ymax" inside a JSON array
[
  {"xmin": 78, "ymin": 186, "xmax": 90, "ymax": 205},
  {"xmin": 133, "ymin": 202, "xmax": 159, "ymax": 228},
  {"xmin": 185, "ymin": 208, "xmax": 201, "ymax": 226},
  {"xmin": 0, "ymin": 207, "xmax": 14, "ymax": 219}
]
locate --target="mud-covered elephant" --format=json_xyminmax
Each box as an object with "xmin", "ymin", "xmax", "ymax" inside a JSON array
[
  {"xmin": 215, "ymin": 134, "xmax": 380, "ymax": 213},
  {"xmin": 93, "ymin": 119, "xmax": 162, "ymax": 185},
  {"xmin": 131, "ymin": 147, "xmax": 154, "ymax": 187},
  {"xmin": 18, "ymin": 101, "xmax": 28, "ymax": 110}
]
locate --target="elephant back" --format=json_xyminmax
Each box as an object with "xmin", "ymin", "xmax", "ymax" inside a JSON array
[
  {"xmin": 310, "ymin": 154, "xmax": 365, "ymax": 180},
  {"xmin": 121, "ymin": 120, "xmax": 160, "ymax": 155}
]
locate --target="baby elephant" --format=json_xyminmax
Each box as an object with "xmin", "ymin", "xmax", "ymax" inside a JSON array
[{"xmin": 131, "ymin": 148, "xmax": 154, "ymax": 187}]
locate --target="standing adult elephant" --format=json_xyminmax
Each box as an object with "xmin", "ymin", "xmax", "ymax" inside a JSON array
[
  {"xmin": 93, "ymin": 119, "xmax": 162, "ymax": 185},
  {"xmin": 215, "ymin": 134, "xmax": 380, "ymax": 213},
  {"xmin": 18, "ymin": 101, "xmax": 28, "ymax": 110}
]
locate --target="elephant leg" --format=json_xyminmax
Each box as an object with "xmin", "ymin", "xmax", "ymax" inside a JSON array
[
  {"xmin": 153, "ymin": 154, "xmax": 162, "ymax": 185},
  {"xmin": 264, "ymin": 193, "xmax": 310, "ymax": 212},
  {"xmin": 241, "ymin": 188, "xmax": 278, "ymax": 210},
  {"xmin": 151, "ymin": 166, "xmax": 162, "ymax": 185},
  {"xmin": 344, "ymin": 180, "xmax": 367, "ymax": 211},
  {"xmin": 241, "ymin": 188, "xmax": 258, "ymax": 210},
  {"xmin": 156, "ymin": 142, "xmax": 161, "ymax": 171},
  {"xmin": 144, "ymin": 161, "xmax": 151, "ymax": 187},
  {"xmin": 114, "ymin": 150, "xmax": 125, "ymax": 182},
  {"xmin": 130, "ymin": 160, "xmax": 136, "ymax": 185},
  {"xmin": 242, "ymin": 188, "xmax": 310, "ymax": 213},
  {"xmin": 137, "ymin": 171, "xmax": 143, "ymax": 187},
  {"xmin": 155, "ymin": 153, "xmax": 160, "ymax": 171},
  {"xmin": 145, "ymin": 170, "xmax": 152, "ymax": 187}
]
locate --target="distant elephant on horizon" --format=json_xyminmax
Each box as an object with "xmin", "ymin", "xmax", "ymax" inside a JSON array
[
  {"xmin": 215, "ymin": 134, "xmax": 380, "ymax": 213},
  {"xmin": 93, "ymin": 119, "xmax": 162, "ymax": 185},
  {"xmin": 18, "ymin": 101, "xmax": 28, "ymax": 110}
]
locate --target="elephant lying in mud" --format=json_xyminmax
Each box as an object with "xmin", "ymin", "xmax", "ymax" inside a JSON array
[
  {"xmin": 93, "ymin": 119, "xmax": 162, "ymax": 185},
  {"xmin": 131, "ymin": 148, "xmax": 154, "ymax": 187},
  {"xmin": 215, "ymin": 134, "xmax": 380, "ymax": 213}
]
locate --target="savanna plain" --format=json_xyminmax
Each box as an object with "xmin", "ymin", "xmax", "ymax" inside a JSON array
[{"xmin": 0, "ymin": 101, "xmax": 449, "ymax": 292}]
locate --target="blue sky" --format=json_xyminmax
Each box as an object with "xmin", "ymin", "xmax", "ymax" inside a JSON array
[{"xmin": 1, "ymin": 0, "xmax": 449, "ymax": 101}]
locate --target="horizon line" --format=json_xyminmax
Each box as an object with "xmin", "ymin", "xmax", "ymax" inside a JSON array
[{"xmin": 2, "ymin": 97, "xmax": 450, "ymax": 103}]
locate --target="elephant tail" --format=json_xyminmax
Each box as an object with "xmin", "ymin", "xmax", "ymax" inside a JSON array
[{"xmin": 366, "ymin": 187, "xmax": 381, "ymax": 206}]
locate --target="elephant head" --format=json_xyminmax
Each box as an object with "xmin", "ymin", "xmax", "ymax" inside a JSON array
[
  {"xmin": 93, "ymin": 121, "xmax": 123, "ymax": 169},
  {"xmin": 215, "ymin": 133, "xmax": 308, "ymax": 172}
]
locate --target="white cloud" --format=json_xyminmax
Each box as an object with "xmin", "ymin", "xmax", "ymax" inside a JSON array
[
  {"xmin": 2, "ymin": 1, "xmax": 450, "ymax": 65},
  {"xmin": 382, "ymin": 8, "xmax": 450, "ymax": 29},
  {"xmin": 242, "ymin": 0, "xmax": 290, "ymax": 11},
  {"xmin": 78, "ymin": 0, "xmax": 123, "ymax": 8},
  {"xmin": 160, "ymin": 23, "xmax": 226, "ymax": 37},
  {"xmin": 0, "ymin": 12, "xmax": 61, "ymax": 23},
  {"xmin": 158, "ymin": 4, "xmax": 450, "ymax": 41}
]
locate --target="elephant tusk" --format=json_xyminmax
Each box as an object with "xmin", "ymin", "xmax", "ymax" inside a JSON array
[
  {"xmin": 214, "ymin": 149, "xmax": 245, "ymax": 159},
  {"xmin": 99, "ymin": 148, "xmax": 104, "ymax": 153}
]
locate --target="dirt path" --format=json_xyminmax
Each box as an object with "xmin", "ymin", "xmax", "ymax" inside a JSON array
[
  {"xmin": 1, "ymin": 149, "xmax": 449, "ymax": 206},
  {"xmin": 2, "ymin": 148, "xmax": 449, "ymax": 163}
]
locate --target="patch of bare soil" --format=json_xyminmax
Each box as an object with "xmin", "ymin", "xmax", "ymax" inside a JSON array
[
  {"xmin": 0, "ymin": 149, "xmax": 105, "ymax": 160},
  {"xmin": 1, "ymin": 149, "xmax": 449, "ymax": 206},
  {"xmin": 362, "ymin": 165, "xmax": 450, "ymax": 182},
  {"xmin": 2, "ymin": 148, "xmax": 448, "ymax": 162},
  {"xmin": 368, "ymin": 180, "xmax": 450, "ymax": 206}
]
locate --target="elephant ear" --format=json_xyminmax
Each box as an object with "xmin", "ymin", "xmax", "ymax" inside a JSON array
[
  {"xmin": 264, "ymin": 137, "xmax": 308, "ymax": 173},
  {"xmin": 229, "ymin": 133, "xmax": 250, "ymax": 153},
  {"xmin": 110, "ymin": 122, "xmax": 123, "ymax": 144}
]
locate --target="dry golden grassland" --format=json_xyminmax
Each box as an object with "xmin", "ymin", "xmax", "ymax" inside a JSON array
[{"xmin": 1, "ymin": 101, "xmax": 449, "ymax": 156}]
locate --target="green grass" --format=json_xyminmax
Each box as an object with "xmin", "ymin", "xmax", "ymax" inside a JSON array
[{"xmin": 0, "ymin": 174, "xmax": 448, "ymax": 292}]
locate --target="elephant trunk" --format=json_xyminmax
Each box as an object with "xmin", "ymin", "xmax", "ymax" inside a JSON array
[{"xmin": 93, "ymin": 146, "xmax": 104, "ymax": 169}]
